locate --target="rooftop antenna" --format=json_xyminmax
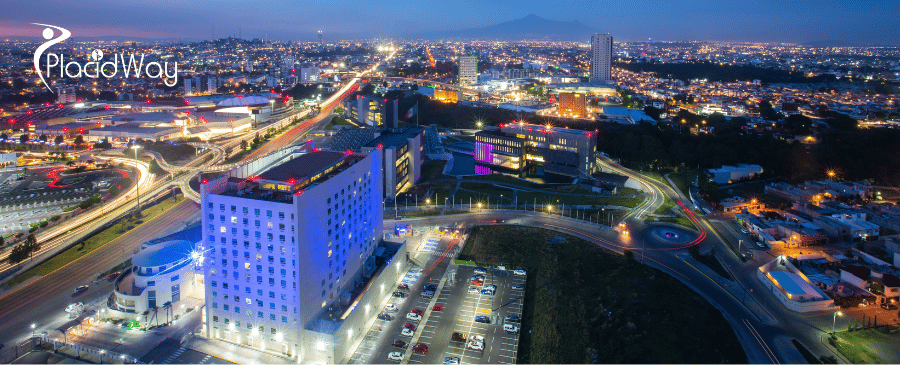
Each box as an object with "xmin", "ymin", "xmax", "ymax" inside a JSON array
[
  {"xmin": 212, "ymin": 25, "xmax": 215, "ymax": 41},
  {"xmin": 239, "ymin": 26, "xmax": 241, "ymax": 39}
]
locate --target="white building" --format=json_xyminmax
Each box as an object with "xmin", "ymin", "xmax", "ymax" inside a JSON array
[
  {"xmin": 708, "ymin": 164, "xmax": 764, "ymax": 184},
  {"xmin": 300, "ymin": 67, "xmax": 322, "ymax": 84},
  {"xmin": 458, "ymin": 55, "xmax": 478, "ymax": 87},
  {"xmin": 590, "ymin": 34, "xmax": 613, "ymax": 83},
  {"xmin": 107, "ymin": 239, "xmax": 204, "ymax": 322},
  {"xmin": 757, "ymin": 255, "xmax": 835, "ymax": 313},
  {"xmin": 200, "ymin": 149, "xmax": 388, "ymax": 360}
]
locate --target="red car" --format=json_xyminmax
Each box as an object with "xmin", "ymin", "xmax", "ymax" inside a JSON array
[
  {"xmin": 397, "ymin": 283, "xmax": 409, "ymax": 290},
  {"xmin": 403, "ymin": 323, "xmax": 417, "ymax": 331},
  {"xmin": 432, "ymin": 304, "xmax": 443, "ymax": 311},
  {"xmin": 107, "ymin": 272, "xmax": 121, "ymax": 280},
  {"xmin": 411, "ymin": 308, "xmax": 424, "ymax": 316},
  {"xmin": 412, "ymin": 343, "xmax": 428, "ymax": 354},
  {"xmin": 451, "ymin": 332, "xmax": 466, "ymax": 341},
  {"xmin": 472, "ymin": 279, "xmax": 483, "ymax": 286}
]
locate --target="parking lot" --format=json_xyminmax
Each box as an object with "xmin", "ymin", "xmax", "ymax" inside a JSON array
[{"xmin": 408, "ymin": 265, "xmax": 524, "ymax": 364}]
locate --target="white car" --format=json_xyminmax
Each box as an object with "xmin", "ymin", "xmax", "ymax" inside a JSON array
[
  {"xmin": 474, "ymin": 268, "xmax": 487, "ymax": 275},
  {"xmin": 513, "ymin": 269, "xmax": 526, "ymax": 276},
  {"xmin": 466, "ymin": 339, "xmax": 485, "ymax": 350},
  {"xmin": 385, "ymin": 303, "xmax": 398, "ymax": 312},
  {"xmin": 485, "ymin": 284, "xmax": 497, "ymax": 291},
  {"xmin": 503, "ymin": 324, "xmax": 519, "ymax": 333},
  {"xmin": 741, "ymin": 229, "xmax": 749, "ymax": 234},
  {"xmin": 406, "ymin": 313, "xmax": 422, "ymax": 321},
  {"xmin": 470, "ymin": 334, "xmax": 484, "ymax": 343},
  {"xmin": 468, "ymin": 287, "xmax": 480, "ymax": 294},
  {"xmin": 388, "ymin": 352, "xmax": 403, "ymax": 361},
  {"xmin": 401, "ymin": 328, "xmax": 414, "ymax": 337}
]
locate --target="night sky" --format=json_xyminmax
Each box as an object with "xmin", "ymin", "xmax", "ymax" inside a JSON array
[{"xmin": 0, "ymin": 0, "xmax": 897, "ymax": 45}]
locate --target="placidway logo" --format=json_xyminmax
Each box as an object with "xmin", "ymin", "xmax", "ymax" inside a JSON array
[{"xmin": 33, "ymin": 23, "xmax": 179, "ymax": 93}]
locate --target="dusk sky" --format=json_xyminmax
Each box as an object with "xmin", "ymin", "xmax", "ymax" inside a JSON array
[{"xmin": 1, "ymin": 0, "xmax": 897, "ymax": 45}]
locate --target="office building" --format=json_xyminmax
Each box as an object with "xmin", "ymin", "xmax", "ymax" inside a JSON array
[
  {"xmin": 58, "ymin": 86, "xmax": 77, "ymax": 104},
  {"xmin": 558, "ymin": 92, "xmax": 587, "ymax": 118},
  {"xmin": 474, "ymin": 123, "xmax": 597, "ymax": 177},
  {"xmin": 458, "ymin": 55, "xmax": 478, "ymax": 86},
  {"xmin": 590, "ymin": 34, "xmax": 613, "ymax": 83},
  {"xmin": 300, "ymin": 67, "xmax": 321, "ymax": 84},
  {"xmin": 200, "ymin": 149, "xmax": 387, "ymax": 360},
  {"xmin": 360, "ymin": 127, "xmax": 424, "ymax": 199},
  {"xmin": 342, "ymin": 95, "xmax": 398, "ymax": 129}
]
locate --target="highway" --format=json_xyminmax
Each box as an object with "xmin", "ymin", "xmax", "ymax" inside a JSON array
[{"xmin": 0, "ymin": 156, "xmax": 153, "ymax": 274}]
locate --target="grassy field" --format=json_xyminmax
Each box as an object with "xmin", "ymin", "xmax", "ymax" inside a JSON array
[
  {"xmin": 5, "ymin": 195, "xmax": 185, "ymax": 288},
  {"xmin": 667, "ymin": 172, "xmax": 694, "ymax": 196},
  {"xmin": 458, "ymin": 225, "xmax": 747, "ymax": 364},
  {"xmin": 650, "ymin": 215, "xmax": 696, "ymax": 229},
  {"xmin": 830, "ymin": 327, "xmax": 900, "ymax": 364}
]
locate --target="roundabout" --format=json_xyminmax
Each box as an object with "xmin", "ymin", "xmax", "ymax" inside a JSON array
[{"xmin": 640, "ymin": 223, "xmax": 704, "ymax": 250}]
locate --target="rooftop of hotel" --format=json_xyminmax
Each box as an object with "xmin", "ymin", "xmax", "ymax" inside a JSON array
[
  {"xmin": 213, "ymin": 151, "xmax": 368, "ymax": 203},
  {"xmin": 500, "ymin": 123, "xmax": 596, "ymax": 136}
]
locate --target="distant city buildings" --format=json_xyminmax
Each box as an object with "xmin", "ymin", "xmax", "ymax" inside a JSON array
[
  {"xmin": 590, "ymin": 34, "xmax": 613, "ymax": 83},
  {"xmin": 557, "ymin": 92, "xmax": 587, "ymax": 118},
  {"xmin": 458, "ymin": 55, "xmax": 478, "ymax": 86},
  {"xmin": 708, "ymin": 164, "xmax": 764, "ymax": 184}
]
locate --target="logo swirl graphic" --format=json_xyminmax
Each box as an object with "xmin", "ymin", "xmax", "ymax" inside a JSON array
[{"xmin": 32, "ymin": 23, "xmax": 71, "ymax": 93}]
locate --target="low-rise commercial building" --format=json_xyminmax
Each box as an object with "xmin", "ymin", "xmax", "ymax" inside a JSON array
[
  {"xmin": 757, "ymin": 255, "xmax": 835, "ymax": 313},
  {"xmin": 474, "ymin": 123, "xmax": 596, "ymax": 177}
]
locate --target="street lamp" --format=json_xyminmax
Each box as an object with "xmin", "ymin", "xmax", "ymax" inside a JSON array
[
  {"xmin": 832, "ymin": 311, "xmax": 843, "ymax": 333},
  {"xmin": 130, "ymin": 144, "xmax": 142, "ymax": 214}
]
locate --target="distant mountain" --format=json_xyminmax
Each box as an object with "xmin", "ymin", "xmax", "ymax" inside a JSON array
[{"xmin": 422, "ymin": 14, "xmax": 599, "ymax": 41}]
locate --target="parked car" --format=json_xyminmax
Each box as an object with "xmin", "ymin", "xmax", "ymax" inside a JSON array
[
  {"xmin": 512, "ymin": 284, "xmax": 525, "ymax": 290},
  {"xmin": 474, "ymin": 267, "xmax": 487, "ymax": 275},
  {"xmin": 377, "ymin": 313, "xmax": 393, "ymax": 320},
  {"xmin": 471, "ymin": 274, "xmax": 485, "ymax": 281},
  {"xmin": 443, "ymin": 356, "xmax": 461, "ymax": 364},
  {"xmin": 406, "ymin": 313, "xmax": 422, "ymax": 321},
  {"xmin": 485, "ymin": 284, "xmax": 497, "ymax": 291},
  {"xmin": 421, "ymin": 290, "xmax": 434, "ymax": 298},
  {"xmin": 424, "ymin": 283, "xmax": 437, "ymax": 291},
  {"xmin": 505, "ymin": 315, "xmax": 520, "ymax": 323},
  {"xmin": 392, "ymin": 291, "xmax": 407, "ymax": 298},
  {"xmin": 403, "ymin": 323, "xmax": 417, "ymax": 331},
  {"xmin": 432, "ymin": 304, "xmax": 443, "ymax": 311},
  {"xmin": 451, "ymin": 332, "xmax": 467, "ymax": 342},
  {"xmin": 481, "ymin": 289, "xmax": 495, "ymax": 296},
  {"xmin": 474, "ymin": 316, "xmax": 491, "ymax": 324},
  {"xmin": 73, "ymin": 285, "xmax": 89, "ymax": 294},
  {"xmin": 468, "ymin": 287, "xmax": 480, "ymax": 294},
  {"xmin": 107, "ymin": 272, "xmax": 121, "ymax": 280},
  {"xmin": 391, "ymin": 339, "xmax": 407, "ymax": 348},
  {"xmin": 385, "ymin": 303, "xmax": 398, "ymax": 312},
  {"xmin": 411, "ymin": 308, "xmax": 424, "ymax": 316},
  {"xmin": 472, "ymin": 279, "xmax": 483, "ymax": 286},
  {"xmin": 466, "ymin": 339, "xmax": 484, "ymax": 350},
  {"xmin": 513, "ymin": 269, "xmax": 526, "ymax": 276},
  {"xmin": 388, "ymin": 351, "xmax": 403, "ymax": 361},
  {"xmin": 401, "ymin": 328, "xmax": 414, "ymax": 336},
  {"xmin": 397, "ymin": 283, "xmax": 409, "ymax": 289},
  {"xmin": 412, "ymin": 343, "xmax": 428, "ymax": 354},
  {"xmin": 503, "ymin": 324, "xmax": 520, "ymax": 333}
]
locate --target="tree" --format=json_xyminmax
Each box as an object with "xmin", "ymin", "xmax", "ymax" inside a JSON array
[
  {"xmin": 784, "ymin": 114, "xmax": 812, "ymax": 135},
  {"xmin": 0, "ymin": 235, "xmax": 4, "ymax": 247},
  {"xmin": 240, "ymin": 139, "xmax": 248, "ymax": 150},
  {"xmin": 39, "ymin": 134, "xmax": 48, "ymax": 142},
  {"xmin": 74, "ymin": 135, "xmax": 84, "ymax": 147},
  {"xmin": 19, "ymin": 133, "xmax": 29, "ymax": 145},
  {"xmin": 54, "ymin": 135, "xmax": 64, "ymax": 145}
]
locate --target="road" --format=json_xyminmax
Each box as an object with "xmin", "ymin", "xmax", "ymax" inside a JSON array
[
  {"xmin": 0, "ymin": 156, "xmax": 153, "ymax": 274},
  {"xmin": 0, "ymin": 198, "xmax": 198, "ymax": 351}
]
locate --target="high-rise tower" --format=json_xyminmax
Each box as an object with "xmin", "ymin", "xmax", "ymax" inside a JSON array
[{"xmin": 590, "ymin": 34, "xmax": 613, "ymax": 83}]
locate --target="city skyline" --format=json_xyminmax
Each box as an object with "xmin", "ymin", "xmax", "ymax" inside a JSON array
[{"xmin": 0, "ymin": 0, "xmax": 898, "ymax": 45}]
